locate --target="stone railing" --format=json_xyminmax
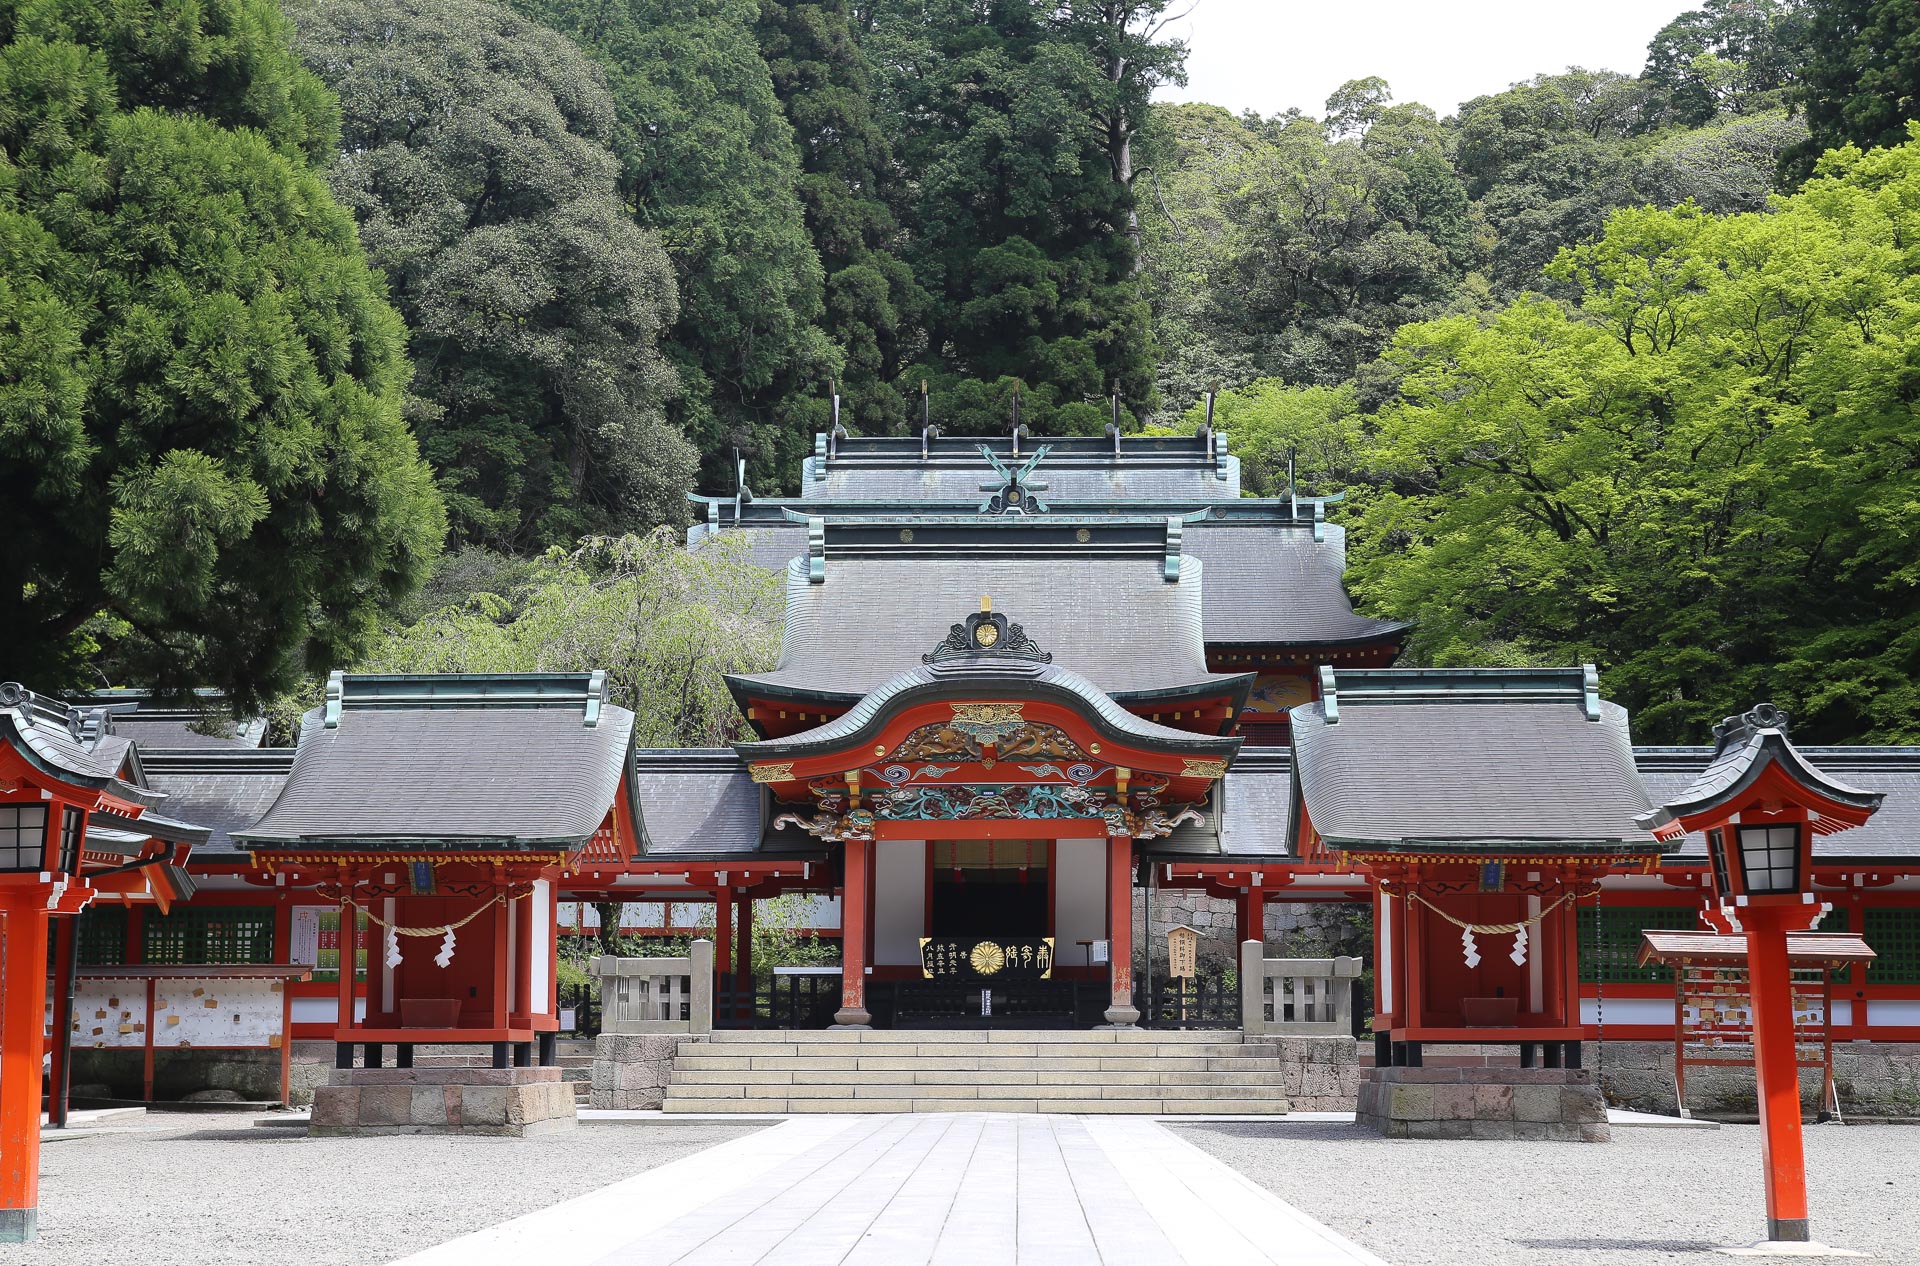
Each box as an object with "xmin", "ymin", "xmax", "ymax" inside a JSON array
[
  {"xmin": 1239, "ymin": 941, "xmax": 1362, "ymax": 1036},
  {"xmin": 593, "ymin": 940, "xmax": 713, "ymax": 1035}
]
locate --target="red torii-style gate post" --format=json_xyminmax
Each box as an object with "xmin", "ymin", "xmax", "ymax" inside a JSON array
[{"xmin": 1640, "ymin": 703, "xmax": 1883, "ymax": 1248}]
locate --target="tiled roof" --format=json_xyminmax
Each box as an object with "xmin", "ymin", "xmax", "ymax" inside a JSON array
[
  {"xmin": 631, "ymin": 750, "xmax": 765, "ymax": 857},
  {"xmin": 237, "ymin": 674, "xmax": 634, "ymax": 849},
  {"xmin": 1153, "ymin": 751, "xmax": 1296, "ymax": 858},
  {"xmin": 1290, "ymin": 668, "xmax": 1660, "ymax": 851},
  {"xmin": 796, "ymin": 433, "xmax": 1241, "ymax": 503},
  {"xmin": 141, "ymin": 749, "xmax": 294, "ymax": 856},
  {"xmin": 1637, "ymin": 748, "xmax": 1920, "ymax": 861},
  {"xmin": 0, "ymin": 681, "xmax": 157, "ymax": 807},
  {"xmin": 732, "ymin": 553, "xmax": 1240, "ymax": 702},
  {"xmin": 735, "ymin": 660, "xmax": 1246, "ymax": 762},
  {"xmin": 1186, "ymin": 521, "xmax": 1406, "ymax": 646}
]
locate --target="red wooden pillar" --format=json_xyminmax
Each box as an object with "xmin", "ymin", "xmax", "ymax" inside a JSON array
[
  {"xmin": 1747, "ymin": 905, "xmax": 1811, "ymax": 1243},
  {"xmin": 1105, "ymin": 835, "xmax": 1139, "ymax": 1026},
  {"xmin": 836, "ymin": 840, "xmax": 871, "ymax": 1026},
  {"xmin": 735, "ymin": 892, "xmax": 755, "ymax": 1025},
  {"xmin": 511, "ymin": 886, "xmax": 533, "ymax": 1025},
  {"xmin": 0, "ymin": 886, "xmax": 53, "ymax": 1242},
  {"xmin": 1244, "ymin": 886, "xmax": 1266, "ymax": 951},
  {"xmin": 47, "ymin": 913, "xmax": 77, "ymax": 1128},
  {"xmin": 334, "ymin": 877, "xmax": 355, "ymax": 1045}
]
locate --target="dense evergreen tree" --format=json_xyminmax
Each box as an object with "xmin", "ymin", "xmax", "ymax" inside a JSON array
[
  {"xmin": 866, "ymin": 0, "xmax": 1173, "ymax": 433},
  {"xmin": 506, "ymin": 0, "xmax": 835, "ymax": 489},
  {"xmin": 1644, "ymin": 0, "xmax": 1806, "ymax": 127},
  {"xmin": 1787, "ymin": 0, "xmax": 1920, "ymax": 179},
  {"xmin": 755, "ymin": 0, "xmax": 924, "ymax": 432},
  {"xmin": 292, "ymin": 0, "xmax": 692, "ymax": 549},
  {"xmin": 0, "ymin": 0, "xmax": 443, "ymax": 703}
]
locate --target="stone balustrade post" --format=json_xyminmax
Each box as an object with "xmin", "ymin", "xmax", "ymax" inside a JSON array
[
  {"xmin": 1240, "ymin": 939, "xmax": 1266, "ymax": 1034},
  {"xmin": 689, "ymin": 938, "xmax": 714, "ymax": 1036}
]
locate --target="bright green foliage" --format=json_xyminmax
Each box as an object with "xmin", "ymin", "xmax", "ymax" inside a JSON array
[
  {"xmin": 1138, "ymin": 97, "xmax": 1475, "ymax": 403},
  {"xmin": 756, "ymin": 0, "xmax": 925, "ymax": 434},
  {"xmin": 867, "ymin": 0, "xmax": 1169, "ymax": 433},
  {"xmin": 291, "ymin": 0, "xmax": 691, "ymax": 550},
  {"xmin": 1788, "ymin": 0, "xmax": 1920, "ymax": 180},
  {"xmin": 357, "ymin": 530, "xmax": 782, "ymax": 745},
  {"xmin": 1170, "ymin": 379, "xmax": 1366, "ymax": 498},
  {"xmin": 505, "ymin": 0, "xmax": 834, "ymax": 492},
  {"xmin": 1348, "ymin": 136, "xmax": 1920, "ymax": 743},
  {"xmin": 0, "ymin": 0, "xmax": 443, "ymax": 704}
]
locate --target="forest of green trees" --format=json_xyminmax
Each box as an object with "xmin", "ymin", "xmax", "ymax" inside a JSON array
[{"xmin": 3, "ymin": 0, "xmax": 1919, "ymax": 745}]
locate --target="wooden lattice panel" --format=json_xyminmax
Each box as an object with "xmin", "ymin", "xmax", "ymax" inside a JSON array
[{"xmin": 1864, "ymin": 909, "xmax": 1920, "ymax": 984}]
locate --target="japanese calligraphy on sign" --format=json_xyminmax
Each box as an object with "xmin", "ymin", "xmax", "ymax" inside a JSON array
[
  {"xmin": 1167, "ymin": 925, "xmax": 1198, "ymax": 980},
  {"xmin": 919, "ymin": 936, "xmax": 1054, "ymax": 980}
]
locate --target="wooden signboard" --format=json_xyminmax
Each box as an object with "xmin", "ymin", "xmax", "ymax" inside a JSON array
[
  {"xmin": 1167, "ymin": 925, "xmax": 1199, "ymax": 980},
  {"xmin": 918, "ymin": 936, "xmax": 1055, "ymax": 980}
]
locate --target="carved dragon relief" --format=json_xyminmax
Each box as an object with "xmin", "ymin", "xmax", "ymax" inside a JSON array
[{"xmin": 889, "ymin": 719, "xmax": 1085, "ymax": 764}]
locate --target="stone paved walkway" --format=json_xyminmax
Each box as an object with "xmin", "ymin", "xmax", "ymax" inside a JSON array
[{"xmin": 390, "ymin": 1114, "xmax": 1391, "ymax": 1266}]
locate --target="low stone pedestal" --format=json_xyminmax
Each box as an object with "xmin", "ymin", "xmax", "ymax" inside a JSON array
[
  {"xmin": 311, "ymin": 1065, "xmax": 576, "ymax": 1136},
  {"xmin": 1357, "ymin": 1066, "xmax": 1609, "ymax": 1142},
  {"xmin": 590, "ymin": 1033, "xmax": 684, "ymax": 1109}
]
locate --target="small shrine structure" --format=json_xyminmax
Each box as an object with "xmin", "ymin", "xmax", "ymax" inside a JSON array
[
  {"xmin": 1290, "ymin": 667, "xmax": 1672, "ymax": 1139},
  {"xmin": 235, "ymin": 672, "xmax": 641, "ymax": 1134}
]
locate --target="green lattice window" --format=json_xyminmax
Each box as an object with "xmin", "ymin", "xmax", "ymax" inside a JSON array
[
  {"xmin": 77, "ymin": 907, "xmax": 128, "ymax": 965},
  {"xmin": 1579, "ymin": 905, "xmax": 1700, "ymax": 984},
  {"xmin": 1864, "ymin": 909, "xmax": 1920, "ymax": 984},
  {"xmin": 143, "ymin": 906, "xmax": 275, "ymax": 965}
]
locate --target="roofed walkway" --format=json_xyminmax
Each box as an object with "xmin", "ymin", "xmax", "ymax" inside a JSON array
[{"xmin": 390, "ymin": 1112, "xmax": 1389, "ymax": 1266}]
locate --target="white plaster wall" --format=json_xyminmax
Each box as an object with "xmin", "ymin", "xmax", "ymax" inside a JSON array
[
  {"xmin": 1054, "ymin": 838, "xmax": 1107, "ymax": 951},
  {"xmin": 154, "ymin": 978, "xmax": 284, "ymax": 1047},
  {"xmin": 874, "ymin": 839, "xmax": 926, "ymax": 964},
  {"xmin": 530, "ymin": 880, "xmax": 552, "ymax": 1015}
]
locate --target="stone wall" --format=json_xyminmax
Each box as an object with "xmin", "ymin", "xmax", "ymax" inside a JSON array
[
  {"xmin": 1133, "ymin": 889, "xmax": 1367, "ymax": 972},
  {"xmin": 1268, "ymin": 1036, "xmax": 1362, "ymax": 1111},
  {"xmin": 1595, "ymin": 1040, "xmax": 1920, "ymax": 1119},
  {"xmin": 590, "ymin": 1033, "xmax": 684, "ymax": 1109}
]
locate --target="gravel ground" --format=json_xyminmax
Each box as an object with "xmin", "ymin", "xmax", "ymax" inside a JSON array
[
  {"xmin": 1177, "ymin": 1120, "xmax": 1920, "ymax": 1266},
  {"xmin": 5, "ymin": 1116, "xmax": 765, "ymax": 1266}
]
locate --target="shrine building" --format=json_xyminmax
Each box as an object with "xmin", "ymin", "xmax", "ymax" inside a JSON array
[{"xmin": 11, "ymin": 420, "xmax": 1920, "ymax": 1149}]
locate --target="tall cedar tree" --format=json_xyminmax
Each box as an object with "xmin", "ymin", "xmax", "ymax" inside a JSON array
[
  {"xmin": 1786, "ymin": 0, "xmax": 1920, "ymax": 180},
  {"xmin": 291, "ymin": 0, "xmax": 693, "ymax": 549},
  {"xmin": 756, "ymin": 0, "xmax": 925, "ymax": 433},
  {"xmin": 505, "ymin": 0, "xmax": 836, "ymax": 491},
  {"xmin": 866, "ymin": 0, "xmax": 1172, "ymax": 434},
  {"xmin": 0, "ymin": 0, "xmax": 444, "ymax": 704}
]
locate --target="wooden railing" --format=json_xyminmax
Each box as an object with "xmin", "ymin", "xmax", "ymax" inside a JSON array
[
  {"xmin": 593, "ymin": 939, "xmax": 713, "ymax": 1035},
  {"xmin": 1239, "ymin": 941, "xmax": 1362, "ymax": 1036}
]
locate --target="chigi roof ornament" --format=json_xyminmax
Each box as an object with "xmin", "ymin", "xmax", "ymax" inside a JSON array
[
  {"xmin": 924, "ymin": 596, "xmax": 1053, "ymax": 665},
  {"xmin": 978, "ymin": 444, "xmax": 1051, "ymax": 514}
]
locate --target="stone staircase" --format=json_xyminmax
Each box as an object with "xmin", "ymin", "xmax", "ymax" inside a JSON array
[{"xmin": 662, "ymin": 1029, "xmax": 1295, "ymax": 1114}]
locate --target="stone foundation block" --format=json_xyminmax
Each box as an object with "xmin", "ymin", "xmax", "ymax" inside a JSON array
[
  {"xmin": 1359, "ymin": 1067, "xmax": 1608, "ymax": 1142},
  {"xmin": 591, "ymin": 1032, "xmax": 683, "ymax": 1110},
  {"xmin": 308, "ymin": 1064, "xmax": 574, "ymax": 1137}
]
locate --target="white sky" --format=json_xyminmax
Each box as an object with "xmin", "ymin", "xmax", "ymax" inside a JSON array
[{"xmin": 1155, "ymin": 0, "xmax": 1699, "ymax": 120}]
